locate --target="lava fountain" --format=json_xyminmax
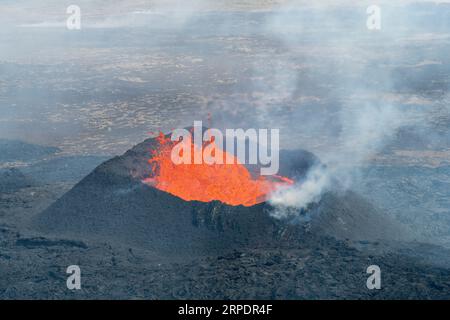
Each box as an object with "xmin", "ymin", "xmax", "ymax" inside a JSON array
[{"xmin": 143, "ymin": 132, "xmax": 293, "ymax": 206}]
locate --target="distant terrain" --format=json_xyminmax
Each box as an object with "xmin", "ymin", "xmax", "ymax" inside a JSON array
[
  {"xmin": 0, "ymin": 139, "xmax": 59, "ymax": 163},
  {"xmin": 1, "ymin": 1, "xmax": 450, "ymax": 299},
  {"xmin": 1, "ymin": 138, "xmax": 450, "ymax": 299}
]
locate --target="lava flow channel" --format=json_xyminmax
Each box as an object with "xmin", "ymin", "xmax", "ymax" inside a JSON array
[{"xmin": 143, "ymin": 132, "xmax": 293, "ymax": 206}]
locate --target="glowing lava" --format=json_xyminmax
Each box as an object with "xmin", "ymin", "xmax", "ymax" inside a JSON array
[{"xmin": 143, "ymin": 132, "xmax": 293, "ymax": 206}]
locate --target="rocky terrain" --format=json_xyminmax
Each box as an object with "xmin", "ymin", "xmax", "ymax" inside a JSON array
[
  {"xmin": 1, "ymin": 138, "xmax": 450, "ymax": 299},
  {"xmin": 2, "ymin": 221, "xmax": 450, "ymax": 299},
  {"xmin": 0, "ymin": 139, "xmax": 59, "ymax": 163},
  {"xmin": 1, "ymin": 1, "xmax": 450, "ymax": 300}
]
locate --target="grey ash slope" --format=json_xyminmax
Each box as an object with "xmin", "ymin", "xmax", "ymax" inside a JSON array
[
  {"xmin": 0, "ymin": 168, "xmax": 34, "ymax": 193},
  {"xmin": 33, "ymin": 133, "xmax": 404, "ymax": 257},
  {"xmin": 11, "ymin": 134, "xmax": 450, "ymax": 299},
  {"xmin": 0, "ymin": 139, "xmax": 59, "ymax": 162}
]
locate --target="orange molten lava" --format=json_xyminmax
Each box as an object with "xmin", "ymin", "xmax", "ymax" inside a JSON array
[{"xmin": 143, "ymin": 132, "xmax": 293, "ymax": 206}]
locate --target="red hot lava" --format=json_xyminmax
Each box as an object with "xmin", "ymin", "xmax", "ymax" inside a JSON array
[{"xmin": 143, "ymin": 132, "xmax": 293, "ymax": 206}]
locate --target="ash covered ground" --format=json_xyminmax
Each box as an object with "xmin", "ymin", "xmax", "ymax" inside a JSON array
[
  {"xmin": 1, "ymin": 135, "xmax": 450, "ymax": 299},
  {"xmin": 1, "ymin": 1, "xmax": 450, "ymax": 299}
]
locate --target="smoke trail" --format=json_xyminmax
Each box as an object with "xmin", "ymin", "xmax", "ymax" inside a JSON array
[
  {"xmin": 244, "ymin": 2, "xmax": 433, "ymax": 218},
  {"xmin": 269, "ymin": 104, "xmax": 409, "ymax": 218}
]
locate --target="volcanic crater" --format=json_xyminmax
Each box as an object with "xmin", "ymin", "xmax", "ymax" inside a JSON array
[{"xmin": 33, "ymin": 130, "xmax": 402, "ymax": 257}]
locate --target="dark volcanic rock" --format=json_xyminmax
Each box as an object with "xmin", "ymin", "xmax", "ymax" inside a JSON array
[
  {"xmin": 0, "ymin": 168, "xmax": 34, "ymax": 193},
  {"xmin": 21, "ymin": 156, "xmax": 109, "ymax": 184},
  {"xmin": 0, "ymin": 139, "xmax": 59, "ymax": 162},
  {"xmin": 32, "ymin": 163, "xmax": 285, "ymax": 256},
  {"xmin": 31, "ymin": 135, "xmax": 281, "ymax": 256},
  {"xmin": 33, "ymin": 133, "xmax": 402, "ymax": 257},
  {"xmin": 309, "ymin": 191, "xmax": 406, "ymax": 242}
]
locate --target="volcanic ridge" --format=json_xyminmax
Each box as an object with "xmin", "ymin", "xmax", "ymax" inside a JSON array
[{"xmin": 33, "ymin": 130, "xmax": 403, "ymax": 258}]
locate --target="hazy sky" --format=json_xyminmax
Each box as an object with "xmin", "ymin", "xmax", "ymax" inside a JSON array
[{"xmin": 1, "ymin": 0, "xmax": 450, "ymax": 25}]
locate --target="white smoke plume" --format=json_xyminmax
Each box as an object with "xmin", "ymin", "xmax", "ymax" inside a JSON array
[
  {"xmin": 269, "ymin": 104, "xmax": 410, "ymax": 218},
  {"xmin": 270, "ymin": 165, "xmax": 330, "ymax": 219},
  {"xmin": 253, "ymin": 2, "xmax": 432, "ymax": 218}
]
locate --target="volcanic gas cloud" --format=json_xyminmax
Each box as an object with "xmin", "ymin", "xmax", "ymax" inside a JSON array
[{"xmin": 143, "ymin": 132, "xmax": 292, "ymax": 206}]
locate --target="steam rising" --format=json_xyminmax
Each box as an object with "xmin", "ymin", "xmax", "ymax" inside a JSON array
[
  {"xmin": 269, "ymin": 104, "xmax": 408, "ymax": 218},
  {"xmin": 1, "ymin": 1, "xmax": 449, "ymax": 231}
]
